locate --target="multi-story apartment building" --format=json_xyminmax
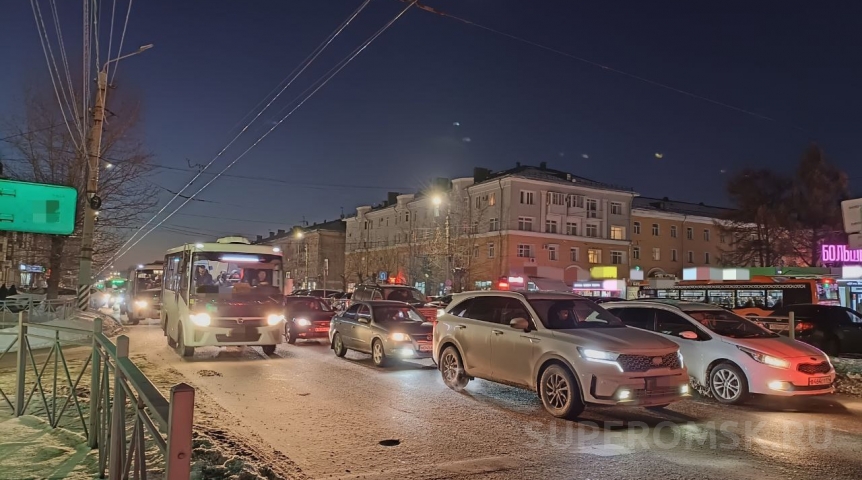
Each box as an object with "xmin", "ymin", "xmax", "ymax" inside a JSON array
[
  {"xmin": 256, "ymin": 220, "xmax": 345, "ymax": 291},
  {"xmin": 630, "ymin": 197, "xmax": 733, "ymax": 278},
  {"xmin": 344, "ymin": 163, "xmax": 637, "ymax": 295}
]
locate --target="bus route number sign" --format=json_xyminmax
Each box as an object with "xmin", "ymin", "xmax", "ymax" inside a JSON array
[{"xmin": 0, "ymin": 179, "xmax": 78, "ymax": 235}]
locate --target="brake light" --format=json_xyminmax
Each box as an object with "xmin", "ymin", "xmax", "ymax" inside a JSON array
[
  {"xmin": 497, "ymin": 282, "xmax": 509, "ymax": 290},
  {"xmin": 795, "ymin": 321, "xmax": 815, "ymax": 332}
]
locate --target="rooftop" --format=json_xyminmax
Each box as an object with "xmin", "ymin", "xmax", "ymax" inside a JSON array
[
  {"xmin": 475, "ymin": 163, "xmax": 636, "ymax": 193},
  {"xmin": 256, "ymin": 218, "xmax": 345, "ymax": 244},
  {"xmin": 632, "ymin": 196, "xmax": 732, "ymax": 218}
]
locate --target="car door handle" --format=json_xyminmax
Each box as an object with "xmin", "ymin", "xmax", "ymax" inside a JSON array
[
  {"xmin": 455, "ymin": 325, "xmax": 467, "ymax": 330},
  {"xmin": 492, "ymin": 330, "xmax": 504, "ymax": 335}
]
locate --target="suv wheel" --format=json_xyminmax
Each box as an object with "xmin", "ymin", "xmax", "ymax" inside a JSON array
[
  {"xmin": 440, "ymin": 346, "xmax": 470, "ymax": 391},
  {"xmin": 539, "ymin": 364, "xmax": 585, "ymax": 420},
  {"xmin": 709, "ymin": 362, "xmax": 748, "ymax": 404}
]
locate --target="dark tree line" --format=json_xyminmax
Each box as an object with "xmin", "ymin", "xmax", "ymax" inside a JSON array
[{"xmin": 719, "ymin": 144, "xmax": 850, "ymax": 267}]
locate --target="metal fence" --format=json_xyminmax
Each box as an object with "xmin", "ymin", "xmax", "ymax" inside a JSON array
[{"xmin": 0, "ymin": 311, "xmax": 194, "ymax": 479}]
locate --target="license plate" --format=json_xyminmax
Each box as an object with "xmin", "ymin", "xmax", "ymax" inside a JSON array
[
  {"xmin": 315, "ymin": 327, "xmax": 329, "ymax": 332},
  {"xmin": 418, "ymin": 343, "xmax": 432, "ymax": 352},
  {"xmin": 809, "ymin": 376, "xmax": 832, "ymax": 386}
]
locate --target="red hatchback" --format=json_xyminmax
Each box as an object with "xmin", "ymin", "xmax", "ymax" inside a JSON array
[{"xmin": 283, "ymin": 296, "xmax": 336, "ymax": 344}]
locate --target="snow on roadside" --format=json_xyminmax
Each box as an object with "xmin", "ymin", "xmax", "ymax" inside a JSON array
[
  {"xmin": 0, "ymin": 312, "xmax": 123, "ymax": 353},
  {"xmin": 831, "ymin": 357, "xmax": 862, "ymax": 396},
  {"xmin": 0, "ymin": 345, "xmax": 304, "ymax": 479}
]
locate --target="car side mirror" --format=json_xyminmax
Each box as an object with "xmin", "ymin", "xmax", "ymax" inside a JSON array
[
  {"xmin": 679, "ymin": 331, "xmax": 699, "ymax": 340},
  {"xmin": 510, "ymin": 317, "xmax": 530, "ymax": 331},
  {"xmin": 358, "ymin": 315, "xmax": 371, "ymax": 324}
]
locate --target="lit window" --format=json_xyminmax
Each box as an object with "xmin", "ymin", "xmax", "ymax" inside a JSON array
[
  {"xmin": 652, "ymin": 248, "xmax": 661, "ymax": 261},
  {"xmin": 588, "ymin": 249, "xmax": 601, "ymax": 264},
  {"xmin": 610, "ymin": 225, "xmax": 624, "ymax": 240},
  {"xmin": 488, "ymin": 193, "xmax": 496, "ymax": 206}
]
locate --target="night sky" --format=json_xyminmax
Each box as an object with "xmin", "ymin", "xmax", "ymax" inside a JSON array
[{"xmin": 2, "ymin": 1, "xmax": 860, "ymax": 267}]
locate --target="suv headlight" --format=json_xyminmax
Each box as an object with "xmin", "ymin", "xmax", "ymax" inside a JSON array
[
  {"xmin": 295, "ymin": 318, "xmax": 311, "ymax": 326},
  {"xmin": 577, "ymin": 347, "xmax": 623, "ymax": 372},
  {"xmin": 134, "ymin": 300, "xmax": 148, "ymax": 308},
  {"xmin": 391, "ymin": 332, "xmax": 410, "ymax": 342},
  {"xmin": 737, "ymin": 346, "xmax": 790, "ymax": 369},
  {"xmin": 267, "ymin": 314, "xmax": 285, "ymax": 326},
  {"xmin": 190, "ymin": 313, "xmax": 211, "ymax": 327}
]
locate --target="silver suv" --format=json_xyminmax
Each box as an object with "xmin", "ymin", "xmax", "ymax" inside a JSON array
[{"xmin": 433, "ymin": 291, "xmax": 690, "ymax": 419}]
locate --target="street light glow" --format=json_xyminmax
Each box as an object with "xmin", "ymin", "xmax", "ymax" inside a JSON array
[
  {"xmin": 432, "ymin": 195, "xmax": 442, "ymax": 206},
  {"xmin": 295, "ymin": 231, "xmax": 304, "ymax": 239}
]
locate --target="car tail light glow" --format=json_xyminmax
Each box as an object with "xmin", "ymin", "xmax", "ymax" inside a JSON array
[{"xmin": 795, "ymin": 321, "xmax": 815, "ymax": 332}]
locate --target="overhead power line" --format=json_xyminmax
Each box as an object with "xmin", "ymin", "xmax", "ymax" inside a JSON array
[
  {"xmin": 405, "ymin": 0, "xmax": 806, "ymax": 132},
  {"xmin": 105, "ymin": 0, "xmax": 419, "ymax": 266},
  {"xmin": 103, "ymin": 0, "xmax": 376, "ymax": 272}
]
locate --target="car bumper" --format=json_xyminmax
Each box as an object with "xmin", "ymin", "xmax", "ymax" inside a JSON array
[
  {"xmin": 186, "ymin": 323, "xmax": 282, "ymax": 347},
  {"xmin": 580, "ymin": 366, "xmax": 690, "ymax": 407},
  {"xmin": 743, "ymin": 361, "xmax": 836, "ymax": 397},
  {"xmin": 294, "ymin": 327, "xmax": 330, "ymax": 339},
  {"xmin": 385, "ymin": 340, "xmax": 434, "ymax": 359}
]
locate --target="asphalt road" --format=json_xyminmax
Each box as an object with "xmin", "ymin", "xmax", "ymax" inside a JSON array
[{"xmin": 124, "ymin": 319, "xmax": 862, "ymax": 480}]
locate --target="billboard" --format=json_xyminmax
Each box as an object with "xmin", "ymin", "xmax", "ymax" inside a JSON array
[{"xmin": 0, "ymin": 179, "xmax": 77, "ymax": 235}]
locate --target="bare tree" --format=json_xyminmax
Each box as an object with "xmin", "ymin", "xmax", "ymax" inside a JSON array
[{"xmin": 2, "ymin": 86, "xmax": 158, "ymax": 297}]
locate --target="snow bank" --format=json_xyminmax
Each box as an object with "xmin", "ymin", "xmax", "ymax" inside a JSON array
[
  {"xmin": 0, "ymin": 316, "xmax": 95, "ymax": 353},
  {"xmin": 831, "ymin": 357, "xmax": 862, "ymax": 396},
  {"xmin": 0, "ymin": 415, "xmax": 97, "ymax": 479}
]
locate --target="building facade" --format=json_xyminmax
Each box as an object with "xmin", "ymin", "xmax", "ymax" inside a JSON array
[
  {"xmin": 257, "ymin": 220, "xmax": 346, "ymax": 291},
  {"xmin": 630, "ymin": 197, "xmax": 733, "ymax": 278},
  {"xmin": 344, "ymin": 163, "xmax": 638, "ymax": 295}
]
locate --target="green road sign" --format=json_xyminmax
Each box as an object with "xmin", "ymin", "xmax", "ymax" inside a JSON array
[{"xmin": 0, "ymin": 179, "xmax": 78, "ymax": 235}]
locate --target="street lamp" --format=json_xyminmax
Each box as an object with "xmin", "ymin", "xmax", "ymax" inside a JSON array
[
  {"xmin": 77, "ymin": 43, "xmax": 153, "ymax": 311},
  {"xmin": 295, "ymin": 230, "xmax": 308, "ymax": 289}
]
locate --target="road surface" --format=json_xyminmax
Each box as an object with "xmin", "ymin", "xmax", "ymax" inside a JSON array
[{"xmin": 125, "ymin": 319, "xmax": 862, "ymax": 480}]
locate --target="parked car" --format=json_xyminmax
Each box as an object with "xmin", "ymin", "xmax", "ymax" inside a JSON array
[
  {"xmin": 352, "ymin": 283, "xmax": 438, "ymax": 322},
  {"xmin": 605, "ymin": 300, "xmax": 835, "ymax": 404},
  {"xmin": 767, "ymin": 304, "xmax": 862, "ymax": 355},
  {"xmin": 433, "ymin": 291, "xmax": 689, "ymax": 419},
  {"xmin": 307, "ymin": 289, "xmax": 342, "ymax": 299},
  {"xmin": 283, "ymin": 296, "xmax": 337, "ymax": 344},
  {"xmin": 4, "ymin": 287, "xmax": 77, "ymax": 312},
  {"xmin": 584, "ymin": 296, "xmax": 626, "ymax": 304},
  {"xmin": 330, "ymin": 300, "xmax": 434, "ymax": 367},
  {"xmin": 291, "ymin": 289, "xmax": 309, "ymax": 296}
]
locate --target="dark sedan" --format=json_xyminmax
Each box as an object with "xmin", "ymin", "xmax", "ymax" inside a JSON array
[
  {"xmin": 330, "ymin": 300, "xmax": 434, "ymax": 367},
  {"xmin": 283, "ymin": 296, "xmax": 336, "ymax": 344},
  {"xmin": 769, "ymin": 304, "xmax": 862, "ymax": 355}
]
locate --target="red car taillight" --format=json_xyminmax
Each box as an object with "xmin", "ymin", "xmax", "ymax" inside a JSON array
[{"xmin": 795, "ymin": 321, "xmax": 815, "ymax": 332}]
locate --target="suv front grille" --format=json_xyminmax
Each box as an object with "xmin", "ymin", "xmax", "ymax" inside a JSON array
[
  {"xmin": 797, "ymin": 362, "xmax": 831, "ymax": 375},
  {"xmin": 617, "ymin": 352, "xmax": 681, "ymax": 372}
]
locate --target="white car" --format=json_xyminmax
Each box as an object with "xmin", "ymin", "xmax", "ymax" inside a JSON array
[
  {"xmin": 433, "ymin": 291, "xmax": 690, "ymax": 419},
  {"xmin": 604, "ymin": 300, "xmax": 835, "ymax": 404}
]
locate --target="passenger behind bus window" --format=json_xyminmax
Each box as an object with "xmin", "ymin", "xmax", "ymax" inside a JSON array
[
  {"xmin": 251, "ymin": 270, "xmax": 270, "ymax": 287},
  {"xmin": 195, "ymin": 265, "xmax": 214, "ymax": 287}
]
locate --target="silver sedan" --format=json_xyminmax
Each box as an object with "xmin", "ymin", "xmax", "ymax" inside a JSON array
[{"xmin": 330, "ymin": 300, "xmax": 434, "ymax": 367}]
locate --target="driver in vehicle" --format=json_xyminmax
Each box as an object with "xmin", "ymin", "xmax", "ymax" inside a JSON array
[
  {"xmin": 195, "ymin": 266, "xmax": 214, "ymax": 286},
  {"xmin": 251, "ymin": 270, "xmax": 270, "ymax": 287},
  {"xmin": 548, "ymin": 303, "xmax": 577, "ymax": 329}
]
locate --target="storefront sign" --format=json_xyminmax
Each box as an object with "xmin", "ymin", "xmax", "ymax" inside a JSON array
[
  {"xmin": 822, "ymin": 244, "xmax": 862, "ymax": 263},
  {"xmin": 842, "ymin": 265, "xmax": 862, "ymax": 279},
  {"xmin": 18, "ymin": 264, "xmax": 45, "ymax": 273},
  {"xmin": 571, "ymin": 282, "xmax": 602, "ymax": 289},
  {"xmin": 590, "ymin": 266, "xmax": 617, "ymax": 279}
]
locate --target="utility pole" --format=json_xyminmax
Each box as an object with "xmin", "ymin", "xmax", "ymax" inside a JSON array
[
  {"xmin": 76, "ymin": 70, "xmax": 108, "ymax": 311},
  {"xmin": 75, "ymin": 45, "xmax": 152, "ymax": 311}
]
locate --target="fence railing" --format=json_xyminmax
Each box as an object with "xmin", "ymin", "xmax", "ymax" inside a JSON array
[
  {"xmin": 0, "ymin": 312, "xmax": 194, "ymax": 479},
  {"xmin": 748, "ymin": 312, "xmax": 797, "ymax": 340},
  {"xmin": 0, "ymin": 297, "xmax": 77, "ymax": 325}
]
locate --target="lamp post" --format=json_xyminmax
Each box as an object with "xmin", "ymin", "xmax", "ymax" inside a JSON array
[
  {"xmin": 432, "ymin": 195, "xmax": 451, "ymax": 294},
  {"xmin": 295, "ymin": 230, "xmax": 308, "ymax": 289},
  {"xmin": 76, "ymin": 44, "xmax": 153, "ymax": 311}
]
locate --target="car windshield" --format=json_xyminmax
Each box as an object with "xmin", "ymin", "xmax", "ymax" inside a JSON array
[
  {"xmin": 373, "ymin": 306, "xmax": 425, "ymax": 323},
  {"xmin": 191, "ymin": 252, "xmax": 282, "ymax": 298},
  {"xmin": 528, "ymin": 299, "xmax": 624, "ymax": 329},
  {"xmin": 134, "ymin": 269, "xmax": 163, "ymax": 292},
  {"xmin": 687, "ymin": 310, "xmax": 778, "ymax": 338},
  {"xmin": 287, "ymin": 298, "xmax": 332, "ymax": 312},
  {"xmin": 384, "ymin": 288, "xmax": 427, "ymax": 303}
]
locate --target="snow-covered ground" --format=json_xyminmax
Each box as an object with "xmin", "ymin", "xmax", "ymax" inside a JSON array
[
  {"xmin": 832, "ymin": 357, "xmax": 862, "ymax": 396},
  {"xmin": 0, "ymin": 347, "xmax": 299, "ymax": 480}
]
